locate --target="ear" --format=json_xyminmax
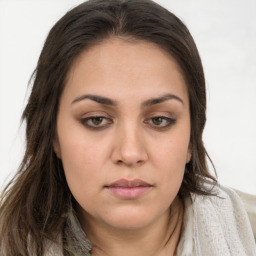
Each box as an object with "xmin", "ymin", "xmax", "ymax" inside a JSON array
[
  {"xmin": 186, "ymin": 143, "xmax": 192, "ymax": 163},
  {"xmin": 53, "ymin": 138, "xmax": 62, "ymax": 159}
]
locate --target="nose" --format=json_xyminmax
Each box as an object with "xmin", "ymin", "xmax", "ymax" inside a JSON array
[{"xmin": 111, "ymin": 124, "xmax": 148, "ymax": 167}]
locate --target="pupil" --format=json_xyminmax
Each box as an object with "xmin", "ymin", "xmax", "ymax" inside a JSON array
[
  {"xmin": 153, "ymin": 117, "xmax": 162, "ymax": 125},
  {"xmin": 92, "ymin": 117, "xmax": 103, "ymax": 125}
]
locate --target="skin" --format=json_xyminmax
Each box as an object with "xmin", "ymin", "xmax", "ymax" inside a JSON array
[{"xmin": 54, "ymin": 37, "xmax": 191, "ymax": 256}]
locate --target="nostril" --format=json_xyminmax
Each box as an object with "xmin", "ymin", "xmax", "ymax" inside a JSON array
[
  {"xmin": 115, "ymin": 159, "xmax": 145, "ymax": 167},
  {"xmin": 116, "ymin": 160, "xmax": 123, "ymax": 165},
  {"xmin": 111, "ymin": 136, "xmax": 148, "ymax": 166},
  {"xmin": 137, "ymin": 159, "xmax": 145, "ymax": 165}
]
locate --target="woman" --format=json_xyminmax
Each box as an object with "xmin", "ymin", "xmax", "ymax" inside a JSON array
[{"xmin": 0, "ymin": 0, "xmax": 255, "ymax": 255}]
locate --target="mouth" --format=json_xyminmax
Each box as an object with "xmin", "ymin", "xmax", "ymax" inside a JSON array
[{"xmin": 105, "ymin": 179, "xmax": 153, "ymax": 200}]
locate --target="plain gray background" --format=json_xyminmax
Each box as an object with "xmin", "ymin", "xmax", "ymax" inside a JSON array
[{"xmin": 0, "ymin": 0, "xmax": 255, "ymax": 194}]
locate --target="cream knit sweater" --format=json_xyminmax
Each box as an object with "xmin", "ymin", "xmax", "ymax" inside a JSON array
[{"xmin": 177, "ymin": 185, "xmax": 256, "ymax": 255}]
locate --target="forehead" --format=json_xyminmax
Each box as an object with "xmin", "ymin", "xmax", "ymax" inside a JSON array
[{"xmin": 63, "ymin": 37, "xmax": 189, "ymax": 105}]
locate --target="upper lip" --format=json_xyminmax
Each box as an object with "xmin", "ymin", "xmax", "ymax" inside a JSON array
[{"xmin": 107, "ymin": 179, "xmax": 152, "ymax": 188}]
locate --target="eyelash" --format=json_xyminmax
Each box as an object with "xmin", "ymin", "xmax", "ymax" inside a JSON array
[
  {"xmin": 80, "ymin": 115, "xmax": 176, "ymax": 130},
  {"xmin": 144, "ymin": 116, "xmax": 176, "ymax": 130},
  {"xmin": 81, "ymin": 116, "xmax": 113, "ymax": 130}
]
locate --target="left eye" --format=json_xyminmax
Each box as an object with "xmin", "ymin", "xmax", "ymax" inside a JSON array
[
  {"xmin": 81, "ymin": 116, "xmax": 112, "ymax": 128},
  {"xmin": 146, "ymin": 116, "xmax": 176, "ymax": 128}
]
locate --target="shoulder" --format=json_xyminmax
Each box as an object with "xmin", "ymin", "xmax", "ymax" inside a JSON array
[
  {"xmin": 192, "ymin": 184, "xmax": 255, "ymax": 236},
  {"xmin": 196, "ymin": 184, "xmax": 256, "ymax": 240},
  {"xmin": 190, "ymin": 184, "xmax": 256, "ymax": 255},
  {"xmin": 233, "ymin": 188, "xmax": 256, "ymax": 241}
]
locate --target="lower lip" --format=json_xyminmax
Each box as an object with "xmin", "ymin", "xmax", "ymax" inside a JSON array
[{"xmin": 107, "ymin": 186, "xmax": 151, "ymax": 199}]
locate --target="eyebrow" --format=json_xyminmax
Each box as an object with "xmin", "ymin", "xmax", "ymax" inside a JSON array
[
  {"xmin": 71, "ymin": 93, "xmax": 183, "ymax": 107},
  {"xmin": 72, "ymin": 94, "xmax": 117, "ymax": 106},
  {"xmin": 141, "ymin": 93, "xmax": 184, "ymax": 107}
]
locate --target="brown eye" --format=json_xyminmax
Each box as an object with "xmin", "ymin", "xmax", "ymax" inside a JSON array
[
  {"xmin": 152, "ymin": 117, "xmax": 164, "ymax": 125},
  {"xmin": 145, "ymin": 116, "xmax": 176, "ymax": 129},
  {"xmin": 91, "ymin": 117, "xmax": 104, "ymax": 125},
  {"xmin": 81, "ymin": 116, "xmax": 113, "ymax": 129}
]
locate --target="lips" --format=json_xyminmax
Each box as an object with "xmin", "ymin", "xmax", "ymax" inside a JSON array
[{"xmin": 105, "ymin": 179, "xmax": 152, "ymax": 199}]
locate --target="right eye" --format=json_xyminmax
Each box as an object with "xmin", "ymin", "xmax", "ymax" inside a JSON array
[{"xmin": 81, "ymin": 116, "xmax": 113, "ymax": 129}]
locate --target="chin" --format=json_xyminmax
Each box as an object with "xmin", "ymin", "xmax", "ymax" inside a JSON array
[
  {"xmin": 101, "ymin": 206, "xmax": 162, "ymax": 230},
  {"xmin": 107, "ymin": 217, "xmax": 152, "ymax": 230}
]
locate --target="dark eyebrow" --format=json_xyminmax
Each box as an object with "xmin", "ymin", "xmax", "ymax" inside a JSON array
[
  {"xmin": 72, "ymin": 93, "xmax": 183, "ymax": 107},
  {"xmin": 141, "ymin": 93, "xmax": 184, "ymax": 107},
  {"xmin": 72, "ymin": 94, "xmax": 117, "ymax": 106}
]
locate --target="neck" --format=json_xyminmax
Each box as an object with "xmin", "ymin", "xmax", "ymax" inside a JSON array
[{"xmin": 81, "ymin": 197, "xmax": 184, "ymax": 256}]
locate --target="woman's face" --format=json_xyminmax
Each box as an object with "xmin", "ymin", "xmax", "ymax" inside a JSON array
[{"xmin": 54, "ymin": 38, "xmax": 191, "ymax": 231}]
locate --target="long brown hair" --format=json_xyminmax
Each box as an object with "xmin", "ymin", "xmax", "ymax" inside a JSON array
[{"xmin": 0, "ymin": 0, "xmax": 216, "ymax": 255}]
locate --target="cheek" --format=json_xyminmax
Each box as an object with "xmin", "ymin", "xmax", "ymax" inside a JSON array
[
  {"xmin": 57, "ymin": 116, "xmax": 107, "ymax": 171},
  {"xmin": 57, "ymin": 128, "xmax": 109, "ymax": 203},
  {"xmin": 60, "ymin": 143, "xmax": 108, "ymax": 218},
  {"xmin": 152, "ymin": 132, "xmax": 190, "ymax": 171},
  {"xmin": 156, "ymin": 146, "xmax": 186, "ymax": 190},
  {"xmin": 151, "ymin": 130, "xmax": 190, "ymax": 190}
]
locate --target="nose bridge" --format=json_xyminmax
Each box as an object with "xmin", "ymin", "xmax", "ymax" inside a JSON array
[
  {"xmin": 122, "ymin": 121, "xmax": 141, "ymax": 150},
  {"xmin": 112, "ymin": 119, "xmax": 148, "ymax": 166}
]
